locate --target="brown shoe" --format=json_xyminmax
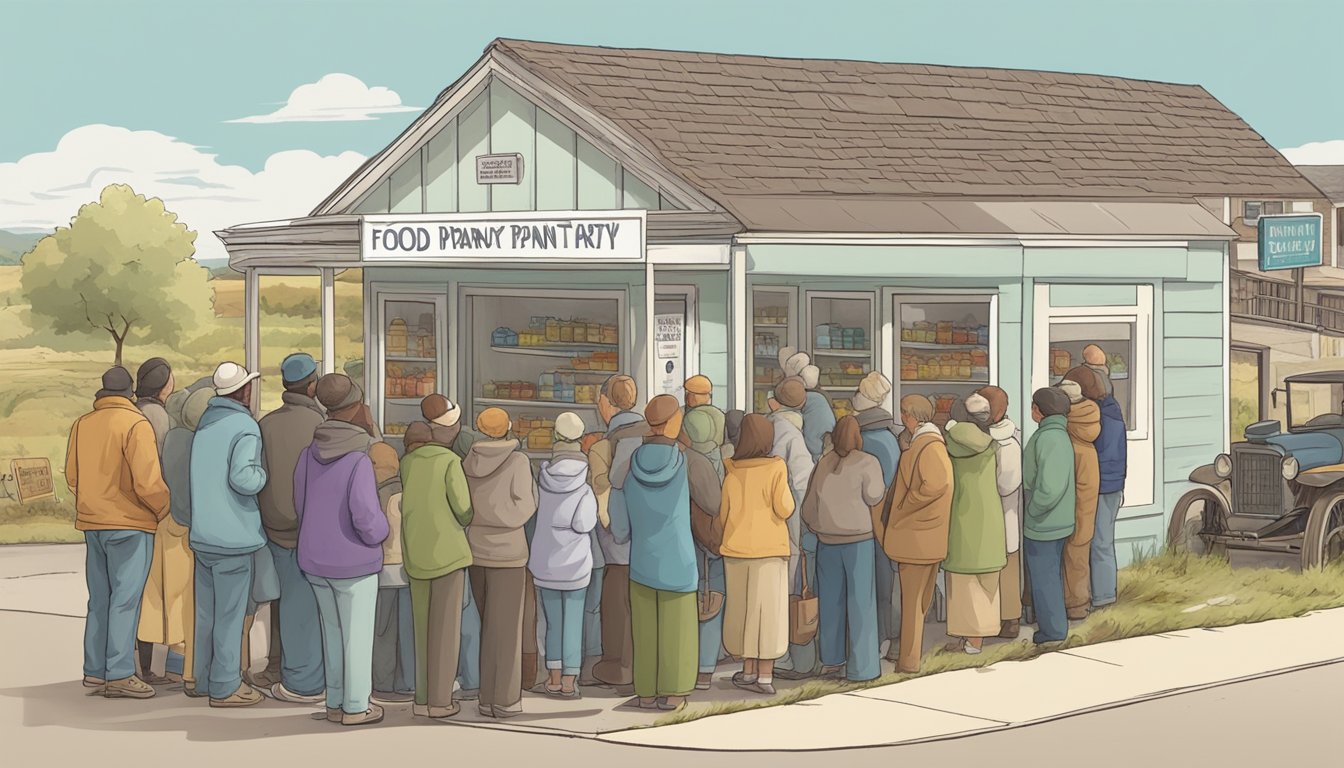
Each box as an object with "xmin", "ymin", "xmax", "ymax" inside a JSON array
[
  {"xmin": 1067, "ymin": 608, "xmax": 1090, "ymax": 621},
  {"xmin": 102, "ymin": 676, "xmax": 155, "ymax": 699},
  {"xmin": 83, "ymin": 675, "xmax": 106, "ymax": 688},
  {"xmin": 210, "ymin": 683, "xmax": 264, "ymax": 708},
  {"xmin": 998, "ymin": 620, "xmax": 1021, "ymax": 639},
  {"xmin": 492, "ymin": 700, "xmax": 523, "ymax": 719},
  {"xmin": 183, "ymin": 681, "xmax": 206, "ymax": 698},
  {"xmin": 342, "ymin": 703, "xmax": 384, "ymax": 726},
  {"xmin": 695, "ymin": 672, "xmax": 713, "ymax": 690},
  {"xmin": 309, "ymin": 707, "xmax": 341, "ymax": 723},
  {"xmin": 427, "ymin": 703, "xmax": 460, "ymax": 719}
]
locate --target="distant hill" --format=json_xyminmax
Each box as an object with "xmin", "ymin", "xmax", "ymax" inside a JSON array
[{"xmin": 0, "ymin": 229, "xmax": 48, "ymax": 265}]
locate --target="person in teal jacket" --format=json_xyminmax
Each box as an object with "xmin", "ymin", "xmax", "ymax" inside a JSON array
[
  {"xmin": 617, "ymin": 395, "xmax": 697, "ymax": 711},
  {"xmin": 1022, "ymin": 387, "xmax": 1077, "ymax": 645},
  {"xmin": 189, "ymin": 362, "xmax": 268, "ymax": 707}
]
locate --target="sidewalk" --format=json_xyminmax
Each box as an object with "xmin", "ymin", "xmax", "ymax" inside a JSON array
[{"xmin": 5, "ymin": 543, "xmax": 1342, "ymax": 751}]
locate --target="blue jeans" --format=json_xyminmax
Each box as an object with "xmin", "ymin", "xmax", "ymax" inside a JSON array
[
  {"xmin": 193, "ymin": 550, "xmax": 254, "ymax": 699},
  {"xmin": 268, "ymin": 542, "xmax": 325, "ymax": 696},
  {"xmin": 458, "ymin": 578, "xmax": 481, "ymax": 690},
  {"xmin": 1092, "ymin": 492, "xmax": 1124, "ymax": 608},
  {"xmin": 584, "ymin": 566, "xmax": 604, "ymax": 660},
  {"xmin": 83, "ymin": 530, "xmax": 153, "ymax": 681},
  {"xmin": 307, "ymin": 573, "xmax": 378, "ymax": 714},
  {"xmin": 539, "ymin": 586, "xmax": 587, "ymax": 676},
  {"xmin": 816, "ymin": 540, "xmax": 880, "ymax": 681},
  {"xmin": 1024, "ymin": 537, "xmax": 1069, "ymax": 643},
  {"xmin": 373, "ymin": 586, "xmax": 415, "ymax": 694},
  {"xmin": 697, "ymin": 554, "xmax": 725, "ymax": 674}
]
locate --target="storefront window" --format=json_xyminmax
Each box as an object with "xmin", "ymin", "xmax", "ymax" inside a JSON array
[
  {"xmin": 808, "ymin": 292, "xmax": 874, "ymax": 419},
  {"xmin": 381, "ymin": 297, "xmax": 441, "ymax": 442},
  {"xmin": 258, "ymin": 274, "xmax": 322, "ymax": 414},
  {"xmin": 896, "ymin": 296, "xmax": 994, "ymax": 427},
  {"xmin": 1049, "ymin": 321, "xmax": 1136, "ymax": 430},
  {"xmin": 489, "ymin": 81, "xmax": 537, "ymax": 212},
  {"xmin": 751, "ymin": 287, "xmax": 796, "ymax": 413}
]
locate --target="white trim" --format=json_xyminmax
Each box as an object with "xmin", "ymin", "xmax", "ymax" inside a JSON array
[
  {"xmin": 244, "ymin": 268, "xmax": 260, "ymax": 414},
  {"xmin": 730, "ymin": 245, "xmax": 749, "ymax": 411},
  {"xmin": 648, "ymin": 243, "xmax": 730, "ymax": 266},
  {"xmin": 319, "ymin": 268, "xmax": 335, "ymax": 376},
  {"xmin": 1018, "ymin": 239, "xmax": 1201, "ymax": 249},
  {"xmin": 1223, "ymin": 244, "xmax": 1232, "ymax": 452},
  {"xmin": 646, "ymin": 259, "xmax": 657, "ymax": 403},
  {"xmin": 734, "ymin": 234, "xmax": 1231, "ymax": 246}
]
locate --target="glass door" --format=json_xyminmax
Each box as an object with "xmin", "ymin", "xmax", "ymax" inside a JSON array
[
  {"xmin": 894, "ymin": 294, "xmax": 996, "ymax": 427},
  {"xmin": 377, "ymin": 292, "xmax": 447, "ymax": 449},
  {"xmin": 807, "ymin": 291, "xmax": 875, "ymax": 420},
  {"xmin": 751, "ymin": 286, "xmax": 797, "ymax": 413}
]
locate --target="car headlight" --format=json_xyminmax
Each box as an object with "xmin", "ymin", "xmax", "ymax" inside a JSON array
[
  {"xmin": 1214, "ymin": 454, "xmax": 1233, "ymax": 478},
  {"xmin": 1282, "ymin": 455, "xmax": 1300, "ymax": 481}
]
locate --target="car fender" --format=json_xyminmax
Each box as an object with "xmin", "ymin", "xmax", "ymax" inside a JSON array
[{"xmin": 1180, "ymin": 468, "xmax": 1232, "ymax": 517}]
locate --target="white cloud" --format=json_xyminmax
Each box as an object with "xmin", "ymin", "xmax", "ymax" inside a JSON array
[
  {"xmin": 227, "ymin": 73, "xmax": 421, "ymax": 124},
  {"xmin": 0, "ymin": 124, "xmax": 366, "ymax": 262},
  {"xmin": 1280, "ymin": 139, "xmax": 1344, "ymax": 165}
]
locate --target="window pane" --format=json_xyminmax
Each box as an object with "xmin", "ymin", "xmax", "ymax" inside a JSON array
[
  {"xmin": 1048, "ymin": 321, "xmax": 1135, "ymax": 431},
  {"xmin": 536, "ymin": 110, "xmax": 576, "ymax": 210},
  {"xmin": 1230, "ymin": 349, "xmax": 1261, "ymax": 440},
  {"xmin": 425, "ymin": 125, "xmax": 458, "ymax": 212},
  {"xmin": 1264, "ymin": 201, "xmax": 1284, "ymax": 215},
  {"xmin": 489, "ymin": 81, "xmax": 536, "ymax": 212},
  {"xmin": 335, "ymin": 268, "xmax": 365, "ymax": 386},
  {"xmin": 457, "ymin": 88, "xmax": 489, "ymax": 213},
  {"xmin": 389, "ymin": 149, "xmax": 423, "ymax": 213},
  {"xmin": 258, "ymin": 275, "xmax": 322, "ymax": 415},
  {"xmin": 1243, "ymin": 201, "xmax": 1261, "ymax": 220},
  {"xmin": 622, "ymin": 169, "xmax": 658, "ymax": 210},
  {"xmin": 353, "ymin": 180, "xmax": 390, "ymax": 214},
  {"xmin": 577, "ymin": 136, "xmax": 617, "ymax": 210}
]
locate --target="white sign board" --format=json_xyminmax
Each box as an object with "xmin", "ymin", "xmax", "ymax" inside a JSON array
[
  {"xmin": 476, "ymin": 153, "xmax": 524, "ymax": 185},
  {"xmin": 361, "ymin": 211, "xmax": 645, "ymax": 262},
  {"xmin": 654, "ymin": 313, "xmax": 685, "ymax": 399}
]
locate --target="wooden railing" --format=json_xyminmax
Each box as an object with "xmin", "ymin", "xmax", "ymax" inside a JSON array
[{"xmin": 1231, "ymin": 271, "xmax": 1344, "ymax": 334}]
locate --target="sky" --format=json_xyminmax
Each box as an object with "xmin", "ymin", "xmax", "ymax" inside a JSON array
[{"xmin": 1, "ymin": 0, "xmax": 1341, "ymax": 261}]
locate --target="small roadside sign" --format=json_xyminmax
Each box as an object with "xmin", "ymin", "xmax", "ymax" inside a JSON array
[{"xmin": 1258, "ymin": 213, "xmax": 1323, "ymax": 271}]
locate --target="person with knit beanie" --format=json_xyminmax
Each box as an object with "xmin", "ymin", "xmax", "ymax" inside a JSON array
[
  {"xmin": 613, "ymin": 395, "xmax": 697, "ymax": 710},
  {"xmin": 850, "ymin": 371, "xmax": 902, "ymax": 661},
  {"xmin": 400, "ymin": 418, "xmax": 473, "ymax": 719},
  {"xmin": 529, "ymin": 412, "xmax": 598, "ymax": 699},
  {"xmin": 135, "ymin": 357, "xmax": 174, "ymax": 454},
  {"xmin": 370, "ymin": 441, "xmax": 415, "ymax": 703},
  {"xmin": 682, "ymin": 405, "xmax": 726, "ymax": 689},
  {"xmin": 683, "ymin": 375, "xmax": 726, "ymax": 456},
  {"xmin": 463, "ymin": 407, "xmax": 537, "ymax": 718}
]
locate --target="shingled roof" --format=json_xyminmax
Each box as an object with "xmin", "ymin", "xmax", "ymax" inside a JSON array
[{"xmin": 491, "ymin": 39, "xmax": 1320, "ymax": 215}]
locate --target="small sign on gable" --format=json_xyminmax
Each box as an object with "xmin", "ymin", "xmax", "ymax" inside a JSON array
[
  {"xmin": 1258, "ymin": 213, "xmax": 1323, "ymax": 271},
  {"xmin": 476, "ymin": 153, "xmax": 524, "ymax": 185}
]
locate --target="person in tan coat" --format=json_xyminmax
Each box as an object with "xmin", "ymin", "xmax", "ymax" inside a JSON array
[
  {"xmin": 1060, "ymin": 369, "xmax": 1103, "ymax": 620},
  {"xmin": 874, "ymin": 395, "xmax": 953, "ymax": 675}
]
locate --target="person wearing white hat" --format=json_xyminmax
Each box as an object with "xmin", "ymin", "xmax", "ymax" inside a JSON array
[{"xmin": 188, "ymin": 362, "xmax": 267, "ymax": 707}]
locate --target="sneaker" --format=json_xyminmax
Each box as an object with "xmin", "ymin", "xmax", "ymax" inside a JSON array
[
  {"xmin": 371, "ymin": 690, "xmax": 415, "ymax": 704},
  {"xmin": 427, "ymin": 703, "xmax": 460, "ymax": 719},
  {"xmin": 210, "ymin": 683, "xmax": 264, "ymax": 708},
  {"xmin": 342, "ymin": 703, "xmax": 384, "ymax": 726},
  {"xmin": 963, "ymin": 641, "xmax": 982, "ymax": 655},
  {"xmin": 102, "ymin": 676, "xmax": 155, "ymax": 699},
  {"xmin": 268, "ymin": 682, "xmax": 325, "ymax": 705},
  {"xmin": 730, "ymin": 671, "xmax": 758, "ymax": 689},
  {"xmin": 740, "ymin": 681, "xmax": 775, "ymax": 695},
  {"xmin": 308, "ymin": 707, "xmax": 341, "ymax": 723},
  {"xmin": 244, "ymin": 670, "xmax": 280, "ymax": 690},
  {"xmin": 492, "ymin": 700, "xmax": 523, "ymax": 719},
  {"xmin": 657, "ymin": 696, "xmax": 687, "ymax": 711},
  {"xmin": 82, "ymin": 676, "xmax": 105, "ymax": 688},
  {"xmin": 476, "ymin": 703, "xmax": 494, "ymax": 718},
  {"xmin": 695, "ymin": 673, "xmax": 713, "ymax": 691}
]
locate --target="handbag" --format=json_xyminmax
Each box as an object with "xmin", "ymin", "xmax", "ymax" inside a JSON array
[
  {"xmin": 690, "ymin": 498, "xmax": 724, "ymax": 554},
  {"xmin": 697, "ymin": 548, "xmax": 724, "ymax": 622},
  {"xmin": 788, "ymin": 549, "xmax": 820, "ymax": 645}
]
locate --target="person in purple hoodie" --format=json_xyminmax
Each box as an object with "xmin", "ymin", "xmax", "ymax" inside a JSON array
[{"xmin": 295, "ymin": 374, "xmax": 389, "ymax": 727}]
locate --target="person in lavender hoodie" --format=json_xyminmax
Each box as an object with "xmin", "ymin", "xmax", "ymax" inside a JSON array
[
  {"xmin": 528, "ymin": 413, "xmax": 599, "ymax": 699},
  {"xmin": 295, "ymin": 374, "xmax": 389, "ymax": 727}
]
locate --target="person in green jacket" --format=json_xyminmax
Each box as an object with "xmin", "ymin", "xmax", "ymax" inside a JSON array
[
  {"xmin": 399, "ymin": 421, "xmax": 474, "ymax": 719},
  {"xmin": 1022, "ymin": 387, "xmax": 1077, "ymax": 645},
  {"xmin": 943, "ymin": 395, "xmax": 1007, "ymax": 654}
]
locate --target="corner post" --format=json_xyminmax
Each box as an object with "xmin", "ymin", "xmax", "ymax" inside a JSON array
[
  {"xmin": 244, "ymin": 267, "xmax": 261, "ymax": 414},
  {"xmin": 320, "ymin": 267, "xmax": 336, "ymax": 375}
]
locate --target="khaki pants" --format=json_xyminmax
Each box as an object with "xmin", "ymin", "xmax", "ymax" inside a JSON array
[
  {"xmin": 1000, "ymin": 550, "xmax": 1022, "ymax": 622},
  {"xmin": 593, "ymin": 563, "xmax": 633, "ymax": 686},
  {"xmin": 896, "ymin": 563, "xmax": 938, "ymax": 675},
  {"xmin": 469, "ymin": 566, "xmax": 526, "ymax": 709},
  {"xmin": 1063, "ymin": 534, "xmax": 1093, "ymax": 614},
  {"xmin": 410, "ymin": 570, "xmax": 463, "ymax": 708}
]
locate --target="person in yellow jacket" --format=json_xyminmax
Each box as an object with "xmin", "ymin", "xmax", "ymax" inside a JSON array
[
  {"xmin": 66, "ymin": 367, "xmax": 171, "ymax": 699},
  {"xmin": 137, "ymin": 388, "xmax": 212, "ymax": 689}
]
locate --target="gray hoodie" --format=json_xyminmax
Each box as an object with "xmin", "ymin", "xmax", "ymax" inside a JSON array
[
  {"xmin": 258, "ymin": 391, "xmax": 326, "ymax": 548},
  {"xmin": 311, "ymin": 419, "xmax": 376, "ymax": 462},
  {"xmin": 463, "ymin": 438, "xmax": 538, "ymax": 568},
  {"xmin": 529, "ymin": 451, "xmax": 598, "ymax": 590}
]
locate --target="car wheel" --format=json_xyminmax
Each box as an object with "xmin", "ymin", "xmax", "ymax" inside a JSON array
[
  {"xmin": 1167, "ymin": 490, "xmax": 1226, "ymax": 558},
  {"xmin": 1301, "ymin": 493, "xmax": 1344, "ymax": 570}
]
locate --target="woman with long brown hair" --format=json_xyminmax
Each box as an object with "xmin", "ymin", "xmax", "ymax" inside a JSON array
[
  {"xmin": 800, "ymin": 416, "xmax": 885, "ymax": 681},
  {"xmin": 719, "ymin": 413, "xmax": 796, "ymax": 695}
]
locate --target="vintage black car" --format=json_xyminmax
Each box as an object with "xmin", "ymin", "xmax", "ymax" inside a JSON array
[{"xmin": 1168, "ymin": 370, "xmax": 1344, "ymax": 568}]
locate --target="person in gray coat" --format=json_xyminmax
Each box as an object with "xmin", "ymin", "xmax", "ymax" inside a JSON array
[{"xmin": 768, "ymin": 377, "xmax": 819, "ymax": 679}]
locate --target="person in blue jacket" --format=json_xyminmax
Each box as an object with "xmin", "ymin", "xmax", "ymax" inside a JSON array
[
  {"xmin": 1084, "ymin": 345, "xmax": 1128, "ymax": 609},
  {"xmin": 850, "ymin": 371, "xmax": 902, "ymax": 662},
  {"xmin": 189, "ymin": 362, "xmax": 269, "ymax": 708}
]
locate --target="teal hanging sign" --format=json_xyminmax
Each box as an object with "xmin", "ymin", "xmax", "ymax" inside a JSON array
[{"xmin": 1258, "ymin": 213, "xmax": 1323, "ymax": 271}]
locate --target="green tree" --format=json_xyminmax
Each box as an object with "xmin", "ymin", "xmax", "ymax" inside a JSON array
[{"xmin": 21, "ymin": 184, "xmax": 212, "ymax": 366}]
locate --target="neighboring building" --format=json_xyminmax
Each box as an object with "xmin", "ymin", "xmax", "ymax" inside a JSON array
[{"xmin": 219, "ymin": 39, "xmax": 1324, "ymax": 563}]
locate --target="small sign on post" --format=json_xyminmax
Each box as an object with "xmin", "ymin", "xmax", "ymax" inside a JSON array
[
  {"xmin": 475, "ymin": 153, "xmax": 525, "ymax": 185},
  {"xmin": 10, "ymin": 458, "xmax": 55, "ymax": 503},
  {"xmin": 1258, "ymin": 213, "xmax": 1323, "ymax": 271}
]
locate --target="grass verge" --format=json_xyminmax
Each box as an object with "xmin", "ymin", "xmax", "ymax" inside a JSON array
[{"xmin": 654, "ymin": 552, "xmax": 1344, "ymax": 727}]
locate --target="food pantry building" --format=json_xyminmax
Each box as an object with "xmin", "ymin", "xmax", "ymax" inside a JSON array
[{"xmin": 220, "ymin": 39, "xmax": 1320, "ymax": 563}]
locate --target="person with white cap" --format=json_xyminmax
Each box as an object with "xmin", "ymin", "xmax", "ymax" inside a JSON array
[
  {"xmin": 189, "ymin": 361, "xmax": 267, "ymax": 708},
  {"xmin": 255, "ymin": 352, "xmax": 327, "ymax": 704},
  {"xmin": 421, "ymin": 393, "xmax": 476, "ymax": 458},
  {"xmin": 528, "ymin": 412, "xmax": 598, "ymax": 699},
  {"xmin": 767, "ymin": 377, "xmax": 820, "ymax": 680}
]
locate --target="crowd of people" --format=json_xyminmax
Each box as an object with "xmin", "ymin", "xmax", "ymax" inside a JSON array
[{"xmin": 66, "ymin": 343, "xmax": 1126, "ymax": 724}]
